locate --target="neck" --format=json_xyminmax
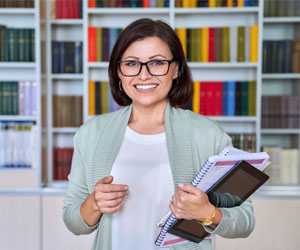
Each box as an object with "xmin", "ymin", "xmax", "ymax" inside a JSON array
[{"xmin": 128, "ymin": 100, "xmax": 168, "ymax": 134}]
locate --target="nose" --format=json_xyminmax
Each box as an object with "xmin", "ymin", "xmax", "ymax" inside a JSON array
[{"xmin": 138, "ymin": 64, "xmax": 151, "ymax": 81}]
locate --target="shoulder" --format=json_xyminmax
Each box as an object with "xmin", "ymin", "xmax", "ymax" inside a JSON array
[{"xmin": 74, "ymin": 106, "xmax": 130, "ymax": 143}]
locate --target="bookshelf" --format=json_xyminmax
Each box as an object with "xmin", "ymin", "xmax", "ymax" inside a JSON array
[
  {"xmin": 0, "ymin": 0, "xmax": 42, "ymax": 188},
  {"xmin": 259, "ymin": 0, "xmax": 300, "ymax": 190}
]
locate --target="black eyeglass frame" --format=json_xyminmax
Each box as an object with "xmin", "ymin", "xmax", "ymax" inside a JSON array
[{"xmin": 117, "ymin": 59, "xmax": 175, "ymax": 77}]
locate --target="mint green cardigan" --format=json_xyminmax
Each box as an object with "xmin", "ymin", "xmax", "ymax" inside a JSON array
[{"xmin": 63, "ymin": 102, "xmax": 255, "ymax": 250}]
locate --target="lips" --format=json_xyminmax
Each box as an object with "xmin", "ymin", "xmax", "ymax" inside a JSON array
[{"xmin": 134, "ymin": 84, "xmax": 159, "ymax": 90}]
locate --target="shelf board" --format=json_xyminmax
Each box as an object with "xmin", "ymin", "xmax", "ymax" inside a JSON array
[
  {"xmin": 0, "ymin": 62, "xmax": 36, "ymax": 68},
  {"xmin": 51, "ymin": 74, "xmax": 84, "ymax": 80},
  {"xmin": 50, "ymin": 19, "xmax": 83, "ymax": 25},
  {"xmin": 262, "ymin": 73, "xmax": 300, "ymax": 79},
  {"xmin": 52, "ymin": 127, "xmax": 79, "ymax": 133},
  {"xmin": 87, "ymin": 7, "xmax": 170, "ymax": 14},
  {"xmin": 261, "ymin": 129, "xmax": 300, "ymax": 134},
  {"xmin": 188, "ymin": 62, "xmax": 258, "ymax": 68},
  {"xmin": 0, "ymin": 115, "xmax": 37, "ymax": 121},
  {"xmin": 174, "ymin": 7, "xmax": 259, "ymax": 14},
  {"xmin": 88, "ymin": 62, "xmax": 109, "ymax": 68},
  {"xmin": 88, "ymin": 62, "xmax": 258, "ymax": 68},
  {"xmin": 0, "ymin": 167, "xmax": 34, "ymax": 172},
  {"xmin": 0, "ymin": 8, "xmax": 36, "ymax": 14},
  {"xmin": 210, "ymin": 116, "xmax": 257, "ymax": 122},
  {"xmin": 264, "ymin": 17, "xmax": 300, "ymax": 23}
]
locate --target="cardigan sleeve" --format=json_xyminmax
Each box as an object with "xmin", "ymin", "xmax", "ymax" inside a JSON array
[
  {"xmin": 204, "ymin": 129, "xmax": 255, "ymax": 238},
  {"xmin": 63, "ymin": 131, "xmax": 99, "ymax": 235}
]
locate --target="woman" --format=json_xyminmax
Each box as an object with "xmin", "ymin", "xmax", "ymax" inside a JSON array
[{"xmin": 63, "ymin": 18, "xmax": 255, "ymax": 250}]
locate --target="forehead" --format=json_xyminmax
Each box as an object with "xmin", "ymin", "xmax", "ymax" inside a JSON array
[{"xmin": 122, "ymin": 36, "xmax": 172, "ymax": 59}]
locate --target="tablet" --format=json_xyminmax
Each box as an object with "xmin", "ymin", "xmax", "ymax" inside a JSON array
[{"xmin": 167, "ymin": 160, "xmax": 269, "ymax": 243}]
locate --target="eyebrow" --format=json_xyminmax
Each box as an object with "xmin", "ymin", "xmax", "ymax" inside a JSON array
[{"xmin": 123, "ymin": 54, "xmax": 167, "ymax": 60}]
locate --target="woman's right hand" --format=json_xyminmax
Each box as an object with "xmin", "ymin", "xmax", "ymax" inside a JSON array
[{"xmin": 92, "ymin": 176, "xmax": 129, "ymax": 214}]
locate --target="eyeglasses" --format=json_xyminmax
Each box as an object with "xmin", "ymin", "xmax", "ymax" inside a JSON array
[{"xmin": 117, "ymin": 59, "xmax": 175, "ymax": 77}]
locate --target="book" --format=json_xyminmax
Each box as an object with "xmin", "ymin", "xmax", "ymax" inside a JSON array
[{"xmin": 155, "ymin": 146, "xmax": 270, "ymax": 247}]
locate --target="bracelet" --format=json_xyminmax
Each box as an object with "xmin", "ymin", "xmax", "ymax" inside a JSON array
[{"xmin": 196, "ymin": 205, "xmax": 216, "ymax": 226}]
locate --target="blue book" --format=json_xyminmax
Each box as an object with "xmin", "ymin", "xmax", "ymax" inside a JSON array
[
  {"xmin": 222, "ymin": 81, "xmax": 228, "ymax": 116},
  {"xmin": 109, "ymin": 28, "xmax": 118, "ymax": 60},
  {"xmin": 52, "ymin": 41, "xmax": 60, "ymax": 74},
  {"xmin": 227, "ymin": 81, "xmax": 236, "ymax": 116},
  {"xmin": 74, "ymin": 41, "xmax": 83, "ymax": 73},
  {"xmin": 244, "ymin": 0, "xmax": 250, "ymax": 6},
  {"xmin": 59, "ymin": 42, "xmax": 65, "ymax": 73},
  {"xmin": 165, "ymin": 0, "xmax": 170, "ymax": 7}
]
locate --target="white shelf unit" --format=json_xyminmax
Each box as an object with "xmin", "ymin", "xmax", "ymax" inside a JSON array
[
  {"xmin": 261, "ymin": 3, "xmax": 300, "ymax": 189},
  {"xmin": 44, "ymin": 0, "xmax": 83, "ymax": 187},
  {"xmin": 0, "ymin": 0, "xmax": 42, "ymax": 189}
]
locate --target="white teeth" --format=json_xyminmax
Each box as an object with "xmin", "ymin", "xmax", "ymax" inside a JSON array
[{"xmin": 135, "ymin": 84, "xmax": 158, "ymax": 90}]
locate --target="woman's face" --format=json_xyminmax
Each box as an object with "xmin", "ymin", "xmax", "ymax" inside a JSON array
[{"xmin": 118, "ymin": 36, "xmax": 178, "ymax": 108}]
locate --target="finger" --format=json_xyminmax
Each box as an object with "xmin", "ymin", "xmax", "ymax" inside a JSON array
[
  {"xmin": 178, "ymin": 183, "xmax": 201, "ymax": 195},
  {"xmin": 98, "ymin": 197, "xmax": 124, "ymax": 208},
  {"xmin": 96, "ymin": 190, "xmax": 129, "ymax": 201},
  {"xmin": 169, "ymin": 202, "xmax": 183, "ymax": 219},
  {"xmin": 96, "ymin": 176, "xmax": 114, "ymax": 185},
  {"xmin": 100, "ymin": 201, "xmax": 124, "ymax": 214},
  {"xmin": 96, "ymin": 184, "xmax": 129, "ymax": 193}
]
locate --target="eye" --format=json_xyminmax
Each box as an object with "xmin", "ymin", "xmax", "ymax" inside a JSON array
[
  {"xmin": 124, "ymin": 61, "xmax": 140, "ymax": 67},
  {"xmin": 149, "ymin": 60, "xmax": 167, "ymax": 66}
]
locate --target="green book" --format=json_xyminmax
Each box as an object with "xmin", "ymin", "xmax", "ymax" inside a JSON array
[
  {"xmin": 19, "ymin": 29, "xmax": 25, "ymax": 62},
  {"xmin": 101, "ymin": 81, "xmax": 108, "ymax": 114},
  {"xmin": 129, "ymin": 0, "xmax": 137, "ymax": 7},
  {"xmin": 237, "ymin": 26, "xmax": 245, "ymax": 62},
  {"xmin": 195, "ymin": 28, "xmax": 202, "ymax": 62},
  {"xmin": 30, "ymin": 29, "xmax": 35, "ymax": 62},
  {"xmin": 96, "ymin": 28, "xmax": 102, "ymax": 62},
  {"xmin": 11, "ymin": 81, "xmax": 18, "ymax": 115},
  {"xmin": 3, "ymin": 82, "xmax": 10, "ymax": 114},
  {"xmin": 190, "ymin": 28, "xmax": 196, "ymax": 62},
  {"xmin": 240, "ymin": 81, "xmax": 248, "ymax": 116},
  {"xmin": 96, "ymin": 0, "xmax": 103, "ymax": 7},
  {"xmin": 24, "ymin": 29, "xmax": 30, "ymax": 62},
  {"xmin": 222, "ymin": 27, "xmax": 229, "ymax": 62},
  {"xmin": 216, "ymin": 0, "xmax": 222, "ymax": 7}
]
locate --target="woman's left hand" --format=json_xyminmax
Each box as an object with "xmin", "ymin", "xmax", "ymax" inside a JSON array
[{"xmin": 169, "ymin": 184, "xmax": 216, "ymax": 222}]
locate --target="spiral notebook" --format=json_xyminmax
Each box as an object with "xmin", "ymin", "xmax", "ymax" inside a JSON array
[{"xmin": 155, "ymin": 146, "xmax": 270, "ymax": 247}]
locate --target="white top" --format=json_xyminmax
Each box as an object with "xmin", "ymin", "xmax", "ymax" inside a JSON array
[{"xmin": 111, "ymin": 126, "xmax": 174, "ymax": 250}]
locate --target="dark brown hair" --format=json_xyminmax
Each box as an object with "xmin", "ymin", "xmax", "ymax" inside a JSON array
[{"xmin": 108, "ymin": 18, "xmax": 193, "ymax": 106}]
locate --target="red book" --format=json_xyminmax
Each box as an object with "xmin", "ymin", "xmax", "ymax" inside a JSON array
[
  {"xmin": 214, "ymin": 82, "xmax": 223, "ymax": 116},
  {"xmin": 73, "ymin": 0, "xmax": 79, "ymax": 19},
  {"xmin": 88, "ymin": 27, "xmax": 97, "ymax": 62},
  {"xmin": 143, "ymin": 0, "xmax": 149, "ymax": 7},
  {"xmin": 57, "ymin": 148, "xmax": 64, "ymax": 180},
  {"xmin": 53, "ymin": 148, "xmax": 58, "ymax": 180},
  {"xmin": 208, "ymin": 27, "xmax": 215, "ymax": 62},
  {"xmin": 117, "ymin": 0, "xmax": 123, "ymax": 7},
  {"xmin": 200, "ymin": 82, "xmax": 207, "ymax": 115},
  {"xmin": 56, "ymin": 0, "xmax": 63, "ymax": 19},
  {"xmin": 205, "ymin": 83, "xmax": 214, "ymax": 116}
]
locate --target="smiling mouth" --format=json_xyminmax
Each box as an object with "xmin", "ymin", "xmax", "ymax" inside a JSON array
[{"xmin": 134, "ymin": 84, "xmax": 159, "ymax": 90}]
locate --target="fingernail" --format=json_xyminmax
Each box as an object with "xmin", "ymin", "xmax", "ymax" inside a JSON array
[
  {"xmin": 124, "ymin": 186, "xmax": 128, "ymax": 190},
  {"xmin": 178, "ymin": 184, "xmax": 184, "ymax": 188}
]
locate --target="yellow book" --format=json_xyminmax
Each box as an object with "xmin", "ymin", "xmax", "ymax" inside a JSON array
[
  {"xmin": 176, "ymin": 28, "xmax": 187, "ymax": 58},
  {"xmin": 227, "ymin": 0, "xmax": 233, "ymax": 7},
  {"xmin": 250, "ymin": 25, "xmax": 258, "ymax": 62},
  {"xmin": 237, "ymin": 0, "xmax": 244, "ymax": 7},
  {"xmin": 248, "ymin": 81, "xmax": 256, "ymax": 116},
  {"xmin": 89, "ymin": 81, "xmax": 95, "ymax": 116},
  {"xmin": 96, "ymin": 28, "xmax": 102, "ymax": 62},
  {"xmin": 209, "ymin": 0, "xmax": 216, "ymax": 7},
  {"xmin": 201, "ymin": 28, "xmax": 209, "ymax": 62},
  {"xmin": 192, "ymin": 81, "xmax": 200, "ymax": 114},
  {"xmin": 190, "ymin": 0, "xmax": 197, "ymax": 7},
  {"xmin": 182, "ymin": 0, "xmax": 190, "ymax": 7},
  {"xmin": 101, "ymin": 81, "xmax": 108, "ymax": 114}
]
